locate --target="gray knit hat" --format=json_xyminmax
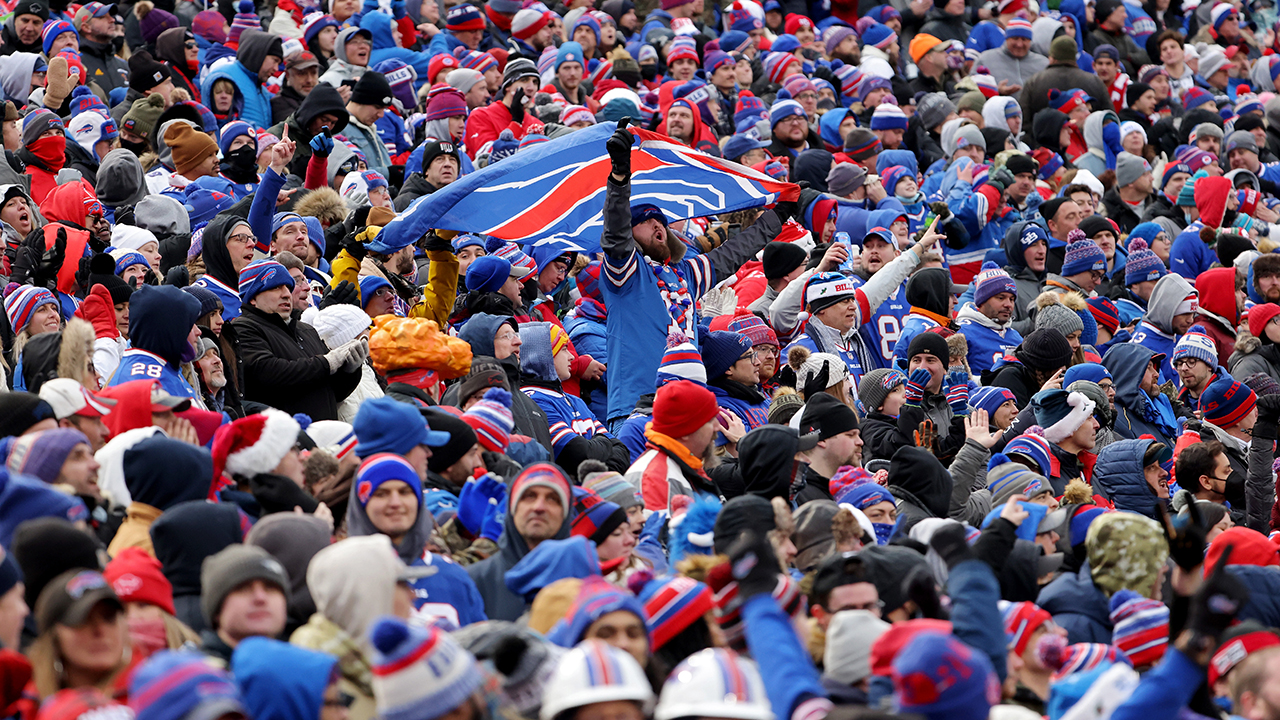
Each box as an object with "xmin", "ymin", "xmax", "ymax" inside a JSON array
[
  {"xmin": 858, "ymin": 367, "xmax": 906, "ymax": 415},
  {"xmin": 1192, "ymin": 121, "xmax": 1224, "ymax": 141},
  {"xmin": 768, "ymin": 391, "xmax": 805, "ymax": 424},
  {"xmin": 1115, "ymin": 152, "xmax": 1150, "ymax": 188},
  {"xmin": 1035, "ymin": 301, "xmax": 1083, "ymax": 338},
  {"xmin": 1225, "ymin": 130, "xmax": 1259, "ymax": 158},
  {"xmin": 200, "ymin": 544, "xmax": 290, "ymax": 628},
  {"xmin": 917, "ymin": 92, "xmax": 956, "ymax": 131},
  {"xmin": 827, "ymin": 163, "xmax": 868, "ymax": 197}
]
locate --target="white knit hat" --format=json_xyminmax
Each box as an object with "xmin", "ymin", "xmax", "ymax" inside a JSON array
[
  {"xmin": 301, "ymin": 305, "xmax": 372, "ymax": 350},
  {"xmin": 370, "ymin": 616, "xmax": 484, "ymax": 720},
  {"xmin": 111, "ymin": 224, "xmax": 159, "ymax": 252},
  {"xmin": 823, "ymin": 609, "xmax": 889, "ymax": 685}
]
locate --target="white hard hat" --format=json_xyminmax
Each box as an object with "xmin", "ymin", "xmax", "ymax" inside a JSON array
[
  {"xmin": 654, "ymin": 648, "xmax": 774, "ymax": 720},
  {"xmin": 538, "ymin": 640, "xmax": 655, "ymax": 720}
]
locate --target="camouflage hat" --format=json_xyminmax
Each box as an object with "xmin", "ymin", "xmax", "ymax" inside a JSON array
[{"xmin": 1087, "ymin": 512, "xmax": 1167, "ymax": 599}]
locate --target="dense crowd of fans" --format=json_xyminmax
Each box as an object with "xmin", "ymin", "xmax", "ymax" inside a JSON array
[{"xmin": 5, "ymin": 0, "xmax": 1280, "ymax": 717}]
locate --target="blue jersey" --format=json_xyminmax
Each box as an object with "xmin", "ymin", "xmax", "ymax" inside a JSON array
[
  {"xmin": 108, "ymin": 348, "xmax": 200, "ymax": 400},
  {"xmin": 957, "ymin": 315, "xmax": 1023, "ymax": 376},
  {"xmin": 853, "ymin": 279, "xmax": 910, "ymax": 370},
  {"xmin": 522, "ymin": 385, "xmax": 611, "ymax": 456},
  {"xmin": 193, "ymin": 274, "xmax": 242, "ymax": 321},
  {"xmin": 406, "ymin": 552, "xmax": 487, "ymax": 628},
  {"xmin": 711, "ymin": 386, "xmax": 770, "ymax": 430}
]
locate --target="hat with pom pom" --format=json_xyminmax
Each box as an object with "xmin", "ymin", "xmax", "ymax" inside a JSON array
[
  {"xmin": 462, "ymin": 387, "xmax": 513, "ymax": 452},
  {"xmin": 1124, "ymin": 238, "xmax": 1167, "ymax": 286},
  {"xmin": 633, "ymin": 572, "xmax": 716, "ymax": 650},
  {"xmin": 369, "ymin": 616, "xmax": 483, "ymax": 720},
  {"xmin": 1108, "ymin": 589, "xmax": 1169, "ymax": 667},
  {"xmin": 1171, "ymin": 324, "xmax": 1217, "ymax": 369}
]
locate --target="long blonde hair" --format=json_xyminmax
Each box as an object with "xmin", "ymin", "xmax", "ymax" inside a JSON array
[{"xmin": 26, "ymin": 629, "xmax": 131, "ymax": 701}]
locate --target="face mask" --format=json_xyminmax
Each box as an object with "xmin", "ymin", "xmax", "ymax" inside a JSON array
[
  {"xmin": 873, "ymin": 522, "xmax": 894, "ymax": 545},
  {"xmin": 29, "ymin": 135, "xmax": 66, "ymax": 170},
  {"xmin": 128, "ymin": 617, "xmax": 168, "ymax": 655},
  {"xmin": 641, "ymin": 64, "xmax": 659, "ymax": 82},
  {"xmin": 121, "ymin": 138, "xmax": 149, "ymax": 156},
  {"xmin": 223, "ymin": 145, "xmax": 258, "ymax": 183},
  {"xmin": 180, "ymin": 336, "xmax": 199, "ymax": 363}
]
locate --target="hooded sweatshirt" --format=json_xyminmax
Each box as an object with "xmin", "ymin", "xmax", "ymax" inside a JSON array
[
  {"xmin": 97, "ymin": 149, "xmax": 150, "ymax": 211},
  {"xmin": 887, "ymin": 446, "xmax": 954, "ymax": 539},
  {"xmin": 267, "ymin": 83, "xmax": 351, "ymax": 179},
  {"xmin": 199, "ymin": 29, "xmax": 281, "ymax": 128},
  {"xmin": 150, "ymin": 499, "xmax": 247, "ymax": 633},
  {"xmin": 466, "ymin": 502, "xmax": 571, "ymax": 621},
  {"xmin": 345, "ymin": 471, "xmax": 435, "ymax": 565},
  {"xmin": 1101, "ymin": 343, "xmax": 1180, "ymax": 445},
  {"xmin": 109, "ymin": 284, "xmax": 203, "ymax": 401},
  {"xmin": 892, "ymin": 267, "xmax": 954, "ymax": 360},
  {"xmin": 192, "ymin": 215, "xmax": 252, "ymax": 320},
  {"xmin": 1170, "ymin": 176, "xmax": 1231, "ymax": 279},
  {"xmin": 1130, "ymin": 272, "xmax": 1196, "ymax": 386},
  {"xmin": 1090, "ymin": 438, "xmax": 1165, "ymax": 520},
  {"xmin": 518, "ymin": 321, "xmax": 610, "ymax": 462},
  {"xmin": 1032, "ymin": 109, "xmax": 1071, "ymax": 154},
  {"xmin": 1195, "ymin": 267, "xmax": 1238, "ymax": 365},
  {"xmin": 319, "ymin": 27, "xmax": 370, "ymax": 88},
  {"xmin": 0, "ymin": 52, "xmax": 40, "ymax": 104},
  {"xmin": 245, "ymin": 514, "xmax": 332, "ymax": 632},
  {"xmin": 739, "ymin": 425, "xmax": 805, "ymax": 501}
]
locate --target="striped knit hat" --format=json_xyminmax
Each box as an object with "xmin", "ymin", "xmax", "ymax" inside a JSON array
[
  {"xmin": 1086, "ymin": 297, "xmax": 1120, "ymax": 335},
  {"xmin": 870, "ymin": 103, "xmax": 908, "ymax": 131},
  {"xmin": 462, "ymin": 387, "xmax": 513, "ymax": 452},
  {"xmin": 490, "ymin": 240, "xmax": 537, "ymax": 282},
  {"xmin": 1107, "ymin": 589, "xmax": 1168, "ymax": 667},
  {"xmin": 1123, "ymin": 239, "xmax": 1166, "ymax": 286},
  {"xmin": 726, "ymin": 314, "xmax": 778, "ymax": 349},
  {"xmin": 583, "ymin": 472, "xmax": 642, "ymax": 510},
  {"xmin": 509, "ymin": 462, "xmax": 571, "ymax": 516},
  {"xmin": 1171, "ymin": 325, "xmax": 1217, "ymax": 369},
  {"xmin": 1201, "ymin": 376, "xmax": 1257, "ymax": 429},
  {"xmin": 237, "ymin": 259, "xmax": 294, "ymax": 302},
  {"xmin": 763, "ymin": 52, "xmax": 799, "ymax": 85},
  {"xmin": 570, "ymin": 492, "xmax": 627, "ymax": 545},
  {"xmin": 985, "ymin": 455, "xmax": 1050, "ymax": 507},
  {"xmin": 1048, "ymin": 643, "xmax": 1131, "ymax": 682},
  {"xmin": 4, "ymin": 284, "xmax": 58, "ymax": 333},
  {"xmin": 999, "ymin": 600, "xmax": 1053, "ymax": 656},
  {"xmin": 228, "ymin": 0, "xmax": 261, "ymax": 44},
  {"xmin": 355, "ymin": 454, "xmax": 422, "ymax": 508},
  {"xmin": 804, "ymin": 272, "xmax": 859, "ymax": 312},
  {"xmin": 1061, "ymin": 238, "xmax": 1107, "ymax": 277},
  {"xmin": 456, "ymin": 49, "xmax": 498, "ymax": 73},
  {"xmin": 128, "ymin": 650, "xmax": 246, "ymax": 720},
  {"xmin": 370, "ymin": 617, "xmax": 483, "ymax": 720},
  {"xmin": 972, "ymin": 73, "xmax": 999, "ymax": 99},
  {"xmin": 1004, "ymin": 430, "xmax": 1054, "ymax": 478},
  {"xmin": 656, "ymin": 332, "xmax": 707, "ymax": 387},
  {"xmin": 637, "ymin": 574, "xmax": 716, "ymax": 650}
]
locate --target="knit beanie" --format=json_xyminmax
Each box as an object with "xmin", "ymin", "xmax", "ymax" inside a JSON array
[
  {"xmin": 511, "ymin": 8, "xmax": 551, "ymax": 40},
  {"xmin": 1201, "ymin": 376, "xmax": 1257, "ymax": 428},
  {"xmin": 1171, "ymin": 325, "xmax": 1217, "ymax": 369},
  {"xmin": 973, "ymin": 261, "xmax": 1017, "ymax": 307},
  {"xmin": 369, "ymin": 617, "xmax": 483, "ymax": 720},
  {"xmin": 4, "ymin": 284, "xmax": 58, "ymax": 333},
  {"xmin": 228, "ymin": 0, "xmax": 260, "ymax": 43},
  {"xmin": 462, "ymin": 387, "xmax": 513, "ymax": 452},
  {"xmin": 583, "ymin": 471, "xmax": 642, "ymax": 510},
  {"xmin": 104, "ymin": 547, "xmax": 175, "ymax": 615},
  {"xmin": 656, "ymin": 333, "xmax": 707, "ymax": 387},
  {"xmin": 1032, "ymin": 389, "xmax": 1095, "ymax": 444},
  {"xmin": 970, "ymin": 386, "xmax": 1016, "ymax": 418},
  {"xmin": 128, "ymin": 651, "xmax": 245, "ymax": 720},
  {"xmin": 127, "ymin": 51, "xmax": 170, "ymax": 93},
  {"xmin": 652, "ymin": 380, "xmax": 718, "ymax": 438},
  {"xmin": 635, "ymin": 574, "xmax": 716, "ymax": 650},
  {"xmin": 508, "ymin": 462, "xmax": 571, "ymax": 516},
  {"xmin": 987, "ymin": 458, "xmax": 1051, "ymax": 507},
  {"xmin": 1000, "ymin": 601, "xmax": 1053, "ymax": 656},
  {"xmin": 423, "ymin": 410, "xmax": 477, "ymax": 474},
  {"xmin": 701, "ymin": 330, "xmax": 752, "ymax": 379},
  {"xmin": 858, "ymin": 368, "xmax": 906, "ymax": 414},
  {"xmin": 1115, "ymin": 152, "xmax": 1150, "ymax": 188},
  {"xmin": 762, "ymin": 241, "xmax": 807, "ymax": 280},
  {"xmin": 893, "ymin": 632, "xmax": 998, "ymax": 720},
  {"xmin": 199, "ymin": 545, "xmax": 289, "ymax": 628},
  {"xmin": 1123, "ymin": 239, "xmax": 1166, "ymax": 286},
  {"xmin": 1061, "ymin": 239, "xmax": 1107, "ymax": 277},
  {"xmin": 917, "ymin": 92, "xmax": 955, "ymax": 131},
  {"xmin": 5, "ymin": 428, "xmax": 90, "ymax": 484},
  {"xmin": 870, "ymin": 104, "xmax": 908, "ymax": 131},
  {"xmin": 1108, "ymin": 589, "xmax": 1169, "ymax": 667},
  {"xmin": 726, "ymin": 314, "xmax": 778, "ymax": 349},
  {"xmin": 237, "ymin": 259, "xmax": 295, "ymax": 302},
  {"xmin": 303, "ymin": 305, "xmax": 372, "ymax": 350},
  {"xmin": 1017, "ymin": 328, "xmax": 1073, "ymax": 372},
  {"xmin": 1035, "ymin": 300, "xmax": 1083, "ymax": 339},
  {"xmin": 165, "ymin": 122, "xmax": 218, "ymax": 178},
  {"xmin": 136, "ymin": 2, "xmax": 179, "ymax": 44}
]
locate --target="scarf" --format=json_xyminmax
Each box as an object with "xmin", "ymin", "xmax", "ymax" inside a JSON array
[
  {"xmin": 908, "ymin": 306, "xmax": 951, "ymax": 327},
  {"xmin": 644, "ymin": 426, "xmax": 719, "ymax": 496},
  {"xmin": 1141, "ymin": 386, "xmax": 1182, "ymax": 440}
]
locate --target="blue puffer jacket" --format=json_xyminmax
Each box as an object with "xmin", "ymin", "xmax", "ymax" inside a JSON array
[
  {"xmin": 361, "ymin": 11, "xmax": 432, "ymax": 90},
  {"xmin": 1227, "ymin": 565, "xmax": 1280, "ymax": 627},
  {"xmin": 1036, "ymin": 561, "xmax": 1114, "ymax": 644},
  {"xmin": 1091, "ymin": 438, "xmax": 1164, "ymax": 520},
  {"xmin": 199, "ymin": 30, "xmax": 279, "ymax": 130}
]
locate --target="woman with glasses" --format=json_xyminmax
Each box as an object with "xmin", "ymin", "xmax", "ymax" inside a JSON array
[{"xmin": 192, "ymin": 215, "xmax": 263, "ymax": 321}]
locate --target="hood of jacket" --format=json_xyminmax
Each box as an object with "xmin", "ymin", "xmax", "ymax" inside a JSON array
[
  {"xmin": 233, "ymin": 636, "xmax": 336, "ymax": 720},
  {"xmin": 1031, "ymin": 17, "xmax": 1063, "ymax": 57},
  {"xmin": 739, "ymin": 425, "xmax": 803, "ymax": 500},
  {"xmin": 1146, "ymin": 272, "xmax": 1195, "ymax": 335},
  {"xmin": 41, "ymin": 179, "xmax": 95, "ymax": 226},
  {"xmin": 345, "ymin": 472, "xmax": 436, "ymax": 564},
  {"xmin": 1196, "ymin": 267, "xmax": 1237, "ymax": 327},
  {"xmin": 1102, "ymin": 343, "xmax": 1159, "ymax": 410},
  {"xmin": 877, "ymin": 149, "xmax": 918, "ymax": 178},
  {"xmin": 1195, "ymin": 175, "xmax": 1232, "ymax": 228},
  {"xmin": 518, "ymin": 321, "xmax": 559, "ymax": 383},
  {"xmin": 123, "ymin": 434, "xmax": 213, "ymax": 510},
  {"xmin": 294, "ymin": 83, "xmax": 350, "ymax": 139},
  {"xmin": 245, "ymin": 513, "xmax": 332, "ymax": 626},
  {"xmin": 155, "ymin": 26, "xmax": 190, "ymax": 69},
  {"xmin": 905, "ymin": 267, "xmax": 953, "ymax": 316},
  {"xmin": 493, "ymin": 496, "xmax": 572, "ymax": 570},
  {"xmin": 1091, "ymin": 438, "xmax": 1161, "ymax": 519},
  {"xmin": 793, "ymin": 150, "xmax": 834, "ymax": 192},
  {"xmin": 306, "ymin": 535, "xmax": 401, "ymax": 652},
  {"xmin": 888, "ymin": 446, "xmax": 952, "ymax": 518},
  {"xmin": 1032, "ymin": 109, "xmax": 1069, "ymax": 151},
  {"xmin": 333, "ymin": 26, "xmax": 367, "ymax": 65},
  {"xmin": 130, "ymin": 284, "xmax": 203, "ymax": 365},
  {"xmin": 97, "ymin": 149, "xmax": 149, "ymax": 207},
  {"xmin": 150, "ymin": 499, "xmax": 246, "ymax": 596},
  {"xmin": 957, "ymin": 301, "xmax": 1011, "ymax": 331},
  {"xmin": 237, "ymin": 29, "xmax": 283, "ymax": 81},
  {"xmin": 1083, "ymin": 110, "xmax": 1107, "ymax": 151},
  {"xmin": 982, "ymin": 96, "xmax": 1019, "ymax": 135},
  {"xmin": 1035, "ymin": 560, "xmax": 1112, "ymax": 632},
  {"xmin": 201, "ymin": 214, "xmax": 251, "ymax": 288},
  {"xmin": 503, "ymin": 535, "xmax": 600, "ymax": 603},
  {"xmin": 359, "ymin": 10, "xmax": 399, "ymax": 50},
  {"xmin": 0, "ymin": 52, "xmax": 40, "ymax": 104},
  {"xmin": 1002, "ymin": 220, "xmax": 1041, "ymax": 273},
  {"xmin": 459, "ymin": 313, "xmax": 514, "ymax": 359},
  {"xmin": 819, "ymin": 110, "xmax": 850, "ymax": 151}
]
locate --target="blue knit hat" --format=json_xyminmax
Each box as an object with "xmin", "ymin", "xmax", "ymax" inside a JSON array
[
  {"xmin": 834, "ymin": 479, "xmax": 895, "ymax": 510},
  {"xmin": 701, "ymin": 330, "xmax": 753, "ymax": 379},
  {"xmin": 769, "ymin": 99, "xmax": 806, "ymax": 128},
  {"xmin": 630, "ymin": 204, "xmax": 668, "ymax": 228},
  {"xmin": 1127, "ymin": 222, "xmax": 1163, "ymax": 246},
  {"xmin": 217, "ymin": 121, "xmax": 255, "ymax": 156},
  {"xmin": 893, "ymin": 632, "xmax": 998, "ymax": 720},
  {"xmin": 881, "ymin": 165, "xmax": 912, "ymax": 196},
  {"xmin": 1063, "ymin": 362, "xmax": 1111, "ymax": 387},
  {"xmin": 870, "ymin": 103, "xmax": 908, "ymax": 131},
  {"xmin": 352, "ymin": 396, "xmax": 450, "ymax": 457},
  {"xmin": 183, "ymin": 188, "xmax": 236, "ymax": 228},
  {"xmin": 1202, "ymin": 376, "xmax": 1257, "ymax": 428},
  {"xmin": 128, "ymin": 651, "xmax": 246, "ymax": 720},
  {"xmin": 722, "ymin": 132, "xmax": 770, "ymax": 162},
  {"xmin": 451, "ymin": 234, "xmax": 485, "ymax": 253},
  {"xmin": 1061, "ymin": 239, "xmax": 1107, "ymax": 277},
  {"xmin": 1172, "ymin": 325, "xmax": 1218, "ymax": 369},
  {"xmin": 112, "ymin": 250, "xmax": 150, "ymax": 276},
  {"xmin": 973, "ymin": 261, "xmax": 1018, "ymax": 307},
  {"xmin": 271, "ymin": 212, "xmax": 305, "ymax": 236},
  {"xmin": 182, "ymin": 284, "xmax": 222, "ymax": 319},
  {"xmin": 355, "ymin": 453, "xmax": 422, "ymax": 508},
  {"xmin": 555, "ymin": 41, "xmax": 585, "ymax": 71},
  {"xmin": 41, "ymin": 20, "xmax": 76, "ymax": 56},
  {"xmin": 465, "ymin": 255, "xmax": 512, "ymax": 294},
  {"xmin": 304, "ymin": 217, "xmax": 325, "ymax": 255},
  {"xmin": 238, "ymin": 259, "xmax": 294, "ymax": 302},
  {"xmin": 546, "ymin": 576, "xmax": 648, "ymax": 647},
  {"xmin": 369, "ymin": 617, "xmax": 484, "ymax": 720},
  {"xmin": 1124, "ymin": 239, "xmax": 1167, "ymax": 286},
  {"xmin": 358, "ymin": 274, "xmax": 393, "ymax": 309},
  {"xmin": 1005, "ymin": 431, "xmax": 1053, "ymax": 477},
  {"xmin": 970, "ymin": 386, "xmax": 1016, "ymax": 417}
]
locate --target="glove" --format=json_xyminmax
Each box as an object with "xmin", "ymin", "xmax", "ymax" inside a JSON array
[
  {"xmin": 9, "ymin": 244, "xmax": 37, "ymax": 285},
  {"xmin": 34, "ymin": 228, "xmax": 65, "ymax": 290},
  {"xmin": 74, "ymin": 255, "xmax": 93, "ymax": 294},
  {"xmin": 480, "ymin": 484, "xmax": 507, "ymax": 541},
  {"xmin": 1160, "ymin": 500, "xmax": 1207, "ymax": 572},
  {"xmin": 1257, "ymin": 394, "xmax": 1280, "ymax": 425},
  {"xmin": 903, "ymin": 368, "xmax": 932, "ymax": 407},
  {"xmin": 320, "ymin": 280, "xmax": 359, "ymax": 308},
  {"xmin": 340, "ymin": 230, "xmax": 368, "ymax": 262},
  {"xmin": 928, "ymin": 522, "xmax": 975, "ymax": 569},
  {"xmin": 508, "ymin": 87, "xmax": 526, "ymax": 124},
  {"xmin": 342, "ymin": 337, "xmax": 369, "ymax": 372},
  {"xmin": 74, "ymin": 284, "xmax": 120, "ymax": 340},
  {"xmin": 606, "ymin": 121, "xmax": 633, "ymax": 176},
  {"xmin": 725, "ymin": 530, "xmax": 781, "ymax": 600},
  {"xmin": 310, "ymin": 131, "xmax": 334, "ymax": 159},
  {"xmin": 422, "ymin": 230, "xmax": 452, "ymax": 253},
  {"xmin": 945, "ymin": 369, "xmax": 970, "ymax": 416},
  {"xmin": 391, "ymin": 0, "xmax": 406, "ymax": 18},
  {"xmin": 639, "ymin": 509, "xmax": 667, "ymax": 546},
  {"xmin": 457, "ymin": 474, "xmax": 501, "ymax": 534},
  {"xmin": 812, "ymin": 65, "xmax": 838, "ymax": 86},
  {"xmin": 987, "ymin": 166, "xmax": 1016, "ymax": 194},
  {"xmin": 324, "ymin": 339, "xmax": 359, "ymax": 374},
  {"xmin": 1187, "ymin": 544, "xmax": 1250, "ymax": 645},
  {"xmin": 43, "ymin": 55, "xmax": 72, "ymax": 110},
  {"xmin": 165, "ymin": 265, "xmax": 190, "ymax": 287}
]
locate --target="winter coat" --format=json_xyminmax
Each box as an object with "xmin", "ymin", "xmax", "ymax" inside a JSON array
[
  {"xmin": 888, "ymin": 446, "xmax": 953, "ymax": 539},
  {"xmin": 976, "ymin": 45, "xmax": 1048, "ymax": 88},
  {"xmin": 1091, "ymin": 438, "xmax": 1164, "ymax": 519},
  {"xmin": 1229, "ymin": 332, "xmax": 1280, "ymax": 382},
  {"xmin": 1102, "ymin": 343, "xmax": 1180, "ymax": 447},
  {"xmin": 344, "ymin": 115, "xmax": 393, "ymax": 179},
  {"xmin": 266, "ymin": 84, "xmax": 350, "ymax": 179},
  {"xmin": 1100, "ymin": 188, "xmax": 1144, "ymax": 234},
  {"xmin": 149, "ymin": 500, "xmax": 248, "ymax": 634},
  {"xmin": 290, "ymin": 615, "xmax": 376, "ymax": 720},
  {"xmin": 232, "ymin": 304, "xmax": 362, "ymax": 421},
  {"xmin": 1131, "ymin": 272, "xmax": 1196, "ymax": 387},
  {"xmin": 107, "ymin": 503, "xmax": 163, "ymax": 558},
  {"xmin": 1019, "ymin": 62, "xmax": 1114, "ymax": 122},
  {"xmin": 199, "ymin": 30, "xmax": 281, "ymax": 130},
  {"xmin": 465, "ymin": 509, "xmax": 570, "ymax": 621},
  {"xmin": 1036, "ymin": 561, "xmax": 1114, "ymax": 643},
  {"xmin": 918, "ymin": 7, "xmax": 970, "ymax": 44},
  {"xmin": 463, "ymin": 100, "xmax": 543, "ymax": 161}
]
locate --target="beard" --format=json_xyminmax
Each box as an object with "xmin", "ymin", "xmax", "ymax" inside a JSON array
[{"xmin": 207, "ymin": 371, "xmax": 227, "ymax": 390}]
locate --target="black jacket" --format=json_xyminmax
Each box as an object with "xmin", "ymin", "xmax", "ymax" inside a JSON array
[
  {"xmin": 394, "ymin": 172, "xmax": 440, "ymax": 212},
  {"xmin": 887, "ymin": 446, "xmax": 953, "ymax": 539},
  {"xmin": 1100, "ymin": 188, "xmax": 1143, "ymax": 235},
  {"xmin": 231, "ymin": 304, "xmax": 361, "ymax": 421},
  {"xmin": 266, "ymin": 84, "xmax": 351, "ymax": 178},
  {"xmin": 271, "ymin": 84, "xmax": 307, "ymax": 125},
  {"xmin": 988, "ymin": 361, "xmax": 1042, "ymax": 408},
  {"xmin": 1140, "ymin": 191, "xmax": 1185, "ymax": 229}
]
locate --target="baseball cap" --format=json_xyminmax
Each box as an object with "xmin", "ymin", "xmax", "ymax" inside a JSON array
[
  {"xmin": 35, "ymin": 570, "xmax": 123, "ymax": 633},
  {"xmin": 74, "ymin": 1, "xmax": 116, "ymax": 26},
  {"xmin": 287, "ymin": 51, "xmax": 320, "ymax": 71},
  {"xmin": 38, "ymin": 378, "xmax": 116, "ymax": 419},
  {"xmin": 150, "ymin": 385, "xmax": 192, "ymax": 413}
]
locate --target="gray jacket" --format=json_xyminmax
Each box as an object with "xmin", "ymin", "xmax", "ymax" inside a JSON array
[{"xmin": 976, "ymin": 46, "xmax": 1049, "ymax": 88}]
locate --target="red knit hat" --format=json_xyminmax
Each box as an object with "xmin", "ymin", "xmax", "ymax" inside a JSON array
[
  {"xmin": 1248, "ymin": 302, "xmax": 1280, "ymax": 340},
  {"xmin": 103, "ymin": 547, "xmax": 175, "ymax": 615},
  {"xmin": 1204, "ymin": 527, "xmax": 1280, "ymax": 576},
  {"xmin": 210, "ymin": 410, "xmax": 300, "ymax": 484},
  {"xmin": 651, "ymin": 380, "xmax": 718, "ymax": 438},
  {"xmin": 870, "ymin": 618, "xmax": 953, "ymax": 676}
]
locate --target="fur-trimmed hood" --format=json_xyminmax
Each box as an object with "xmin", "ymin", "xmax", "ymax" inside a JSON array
[
  {"xmin": 20, "ymin": 317, "xmax": 96, "ymax": 392},
  {"xmin": 294, "ymin": 187, "xmax": 347, "ymax": 231}
]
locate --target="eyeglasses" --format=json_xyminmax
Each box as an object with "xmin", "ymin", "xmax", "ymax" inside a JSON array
[
  {"xmin": 837, "ymin": 599, "xmax": 885, "ymax": 613},
  {"xmin": 1096, "ymin": 381, "xmax": 1114, "ymax": 390},
  {"xmin": 184, "ymin": 41, "xmax": 197, "ymax": 48},
  {"xmin": 228, "ymin": 233, "xmax": 256, "ymax": 246},
  {"xmin": 495, "ymin": 330, "xmax": 519, "ymax": 343},
  {"xmin": 1173, "ymin": 357, "xmax": 1203, "ymax": 369},
  {"xmin": 323, "ymin": 693, "xmax": 355, "ymax": 709},
  {"xmin": 737, "ymin": 351, "xmax": 758, "ymax": 362}
]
